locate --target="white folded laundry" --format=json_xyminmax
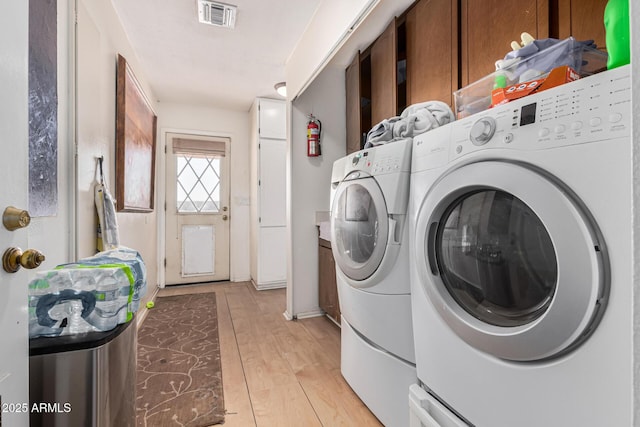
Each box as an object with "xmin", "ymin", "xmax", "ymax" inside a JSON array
[{"xmin": 364, "ymin": 101, "xmax": 454, "ymax": 148}]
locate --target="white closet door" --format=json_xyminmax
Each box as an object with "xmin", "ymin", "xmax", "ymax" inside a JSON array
[
  {"xmin": 258, "ymin": 227, "xmax": 287, "ymax": 283},
  {"xmin": 259, "ymin": 98, "xmax": 286, "ymax": 139},
  {"xmin": 259, "ymin": 138, "xmax": 286, "ymax": 227}
]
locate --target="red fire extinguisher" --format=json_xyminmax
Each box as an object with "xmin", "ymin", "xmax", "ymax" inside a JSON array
[{"xmin": 307, "ymin": 114, "xmax": 322, "ymax": 157}]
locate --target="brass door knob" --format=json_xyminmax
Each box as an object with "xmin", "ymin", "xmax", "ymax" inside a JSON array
[
  {"xmin": 3, "ymin": 206, "xmax": 31, "ymax": 231},
  {"xmin": 222, "ymin": 215, "xmax": 228, "ymax": 221},
  {"xmin": 3, "ymin": 248, "xmax": 46, "ymax": 273}
]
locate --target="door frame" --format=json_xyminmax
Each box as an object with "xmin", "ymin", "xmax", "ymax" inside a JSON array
[{"xmin": 157, "ymin": 127, "xmax": 234, "ymax": 288}]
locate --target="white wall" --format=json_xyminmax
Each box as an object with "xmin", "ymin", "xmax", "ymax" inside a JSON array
[
  {"xmin": 76, "ymin": 0, "xmax": 159, "ymax": 297},
  {"xmin": 286, "ymin": 0, "xmax": 415, "ymax": 98},
  {"xmin": 286, "ymin": 0, "xmax": 376, "ymax": 98},
  {"xmin": 156, "ymin": 102, "xmax": 251, "ymax": 283},
  {"xmin": 287, "ymin": 66, "xmax": 346, "ymax": 317}
]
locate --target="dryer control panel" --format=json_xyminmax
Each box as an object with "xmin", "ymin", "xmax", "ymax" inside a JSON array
[
  {"xmin": 344, "ymin": 137, "xmax": 412, "ymax": 176},
  {"xmin": 450, "ymin": 65, "xmax": 631, "ymax": 158}
]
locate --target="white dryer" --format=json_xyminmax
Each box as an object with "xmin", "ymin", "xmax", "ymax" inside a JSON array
[
  {"xmin": 408, "ymin": 65, "xmax": 632, "ymax": 427},
  {"xmin": 330, "ymin": 137, "xmax": 416, "ymax": 427}
]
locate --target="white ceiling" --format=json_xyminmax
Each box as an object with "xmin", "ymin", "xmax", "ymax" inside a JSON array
[{"xmin": 111, "ymin": 0, "xmax": 321, "ymax": 111}]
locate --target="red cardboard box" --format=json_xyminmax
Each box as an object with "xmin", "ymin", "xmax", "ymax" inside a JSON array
[{"xmin": 491, "ymin": 65, "xmax": 580, "ymax": 107}]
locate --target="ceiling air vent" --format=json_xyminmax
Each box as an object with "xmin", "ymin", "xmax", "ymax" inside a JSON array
[{"xmin": 198, "ymin": 0, "xmax": 237, "ymax": 29}]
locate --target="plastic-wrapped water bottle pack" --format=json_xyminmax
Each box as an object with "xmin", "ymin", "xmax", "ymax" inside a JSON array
[{"xmin": 28, "ymin": 247, "xmax": 147, "ymax": 338}]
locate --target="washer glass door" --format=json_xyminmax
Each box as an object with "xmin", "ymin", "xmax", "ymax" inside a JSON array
[
  {"xmin": 331, "ymin": 174, "xmax": 388, "ymax": 282},
  {"xmin": 437, "ymin": 189, "xmax": 557, "ymax": 327},
  {"xmin": 416, "ymin": 161, "xmax": 608, "ymax": 361}
]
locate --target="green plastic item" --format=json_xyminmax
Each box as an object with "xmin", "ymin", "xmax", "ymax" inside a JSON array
[
  {"xmin": 604, "ymin": 0, "xmax": 630, "ymax": 69},
  {"xmin": 493, "ymin": 73, "xmax": 507, "ymax": 89}
]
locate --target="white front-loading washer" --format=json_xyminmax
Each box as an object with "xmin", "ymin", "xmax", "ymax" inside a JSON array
[
  {"xmin": 408, "ymin": 65, "xmax": 632, "ymax": 427},
  {"xmin": 330, "ymin": 137, "xmax": 416, "ymax": 427}
]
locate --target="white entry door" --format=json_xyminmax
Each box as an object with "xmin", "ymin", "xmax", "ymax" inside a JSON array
[
  {"xmin": 1, "ymin": 3, "xmax": 73, "ymax": 424},
  {"xmin": 0, "ymin": 3, "xmax": 30, "ymax": 424},
  {"xmin": 165, "ymin": 133, "xmax": 230, "ymax": 284}
]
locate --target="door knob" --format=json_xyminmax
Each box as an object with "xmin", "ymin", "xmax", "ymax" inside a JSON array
[
  {"xmin": 222, "ymin": 206, "xmax": 228, "ymax": 212},
  {"xmin": 3, "ymin": 248, "xmax": 46, "ymax": 273},
  {"xmin": 222, "ymin": 215, "xmax": 228, "ymax": 221},
  {"xmin": 3, "ymin": 206, "xmax": 31, "ymax": 231}
]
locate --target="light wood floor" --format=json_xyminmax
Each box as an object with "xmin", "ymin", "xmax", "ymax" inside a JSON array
[{"xmin": 154, "ymin": 281, "xmax": 383, "ymax": 427}]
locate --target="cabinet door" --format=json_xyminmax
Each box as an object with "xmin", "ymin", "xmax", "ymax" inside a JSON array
[
  {"xmin": 259, "ymin": 138, "xmax": 286, "ymax": 227},
  {"xmin": 370, "ymin": 19, "xmax": 398, "ymax": 125},
  {"xmin": 460, "ymin": 0, "xmax": 550, "ymax": 86},
  {"xmin": 259, "ymin": 98, "xmax": 286, "ymax": 139},
  {"xmin": 406, "ymin": 0, "xmax": 458, "ymax": 108},
  {"xmin": 556, "ymin": 0, "xmax": 607, "ymax": 51},
  {"xmin": 259, "ymin": 227, "xmax": 287, "ymax": 283},
  {"xmin": 318, "ymin": 242, "xmax": 340, "ymax": 324},
  {"xmin": 345, "ymin": 52, "xmax": 362, "ymax": 154}
]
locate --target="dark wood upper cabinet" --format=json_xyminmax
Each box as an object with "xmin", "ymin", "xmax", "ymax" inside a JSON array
[
  {"xmin": 345, "ymin": 52, "xmax": 362, "ymax": 155},
  {"xmin": 370, "ymin": 19, "xmax": 398, "ymax": 126},
  {"xmin": 405, "ymin": 0, "xmax": 458, "ymax": 108},
  {"xmin": 344, "ymin": 0, "xmax": 610, "ymax": 153},
  {"xmin": 555, "ymin": 0, "xmax": 608, "ymax": 50},
  {"xmin": 460, "ymin": 0, "xmax": 550, "ymax": 86}
]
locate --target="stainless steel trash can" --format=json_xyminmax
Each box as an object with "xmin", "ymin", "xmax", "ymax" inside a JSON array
[{"xmin": 29, "ymin": 318, "xmax": 137, "ymax": 427}]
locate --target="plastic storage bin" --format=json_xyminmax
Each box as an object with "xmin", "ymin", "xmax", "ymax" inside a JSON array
[{"xmin": 453, "ymin": 37, "xmax": 608, "ymax": 118}]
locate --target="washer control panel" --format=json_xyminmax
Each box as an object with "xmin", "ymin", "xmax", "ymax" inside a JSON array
[
  {"xmin": 451, "ymin": 65, "xmax": 631, "ymax": 158},
  {"xmin": 469, "ymin": 117, "xmax": 497, "ymax": 146},
  {"xmin": 345, "ymin": 138, "xmax": 412, "ymax": 176}
]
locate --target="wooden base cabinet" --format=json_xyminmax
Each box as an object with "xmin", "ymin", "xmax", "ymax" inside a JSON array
[{"xmin": 319, "ymin": 238, "xmax": 340, "ymax": 325}]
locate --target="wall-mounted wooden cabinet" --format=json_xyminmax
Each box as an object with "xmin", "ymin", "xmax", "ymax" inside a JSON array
[
  {"xmin": 460, "ymin": 0, "xmax": 550, "ymax": 87},
  {"xmin": 345, "ymin": 0, "xmax": 608, "ymax": 153},
  {"xmin": 345, "ymin": 19, "xmax": 398, "ymax": 154},
  {"xmin": 345, "ymin": 52, "xmax": 362, "ymax": 155},
  {"xmin": 555, "ymin": 0, "xmax": 607, "ymax": 50},
  {"xmin": 405, "ymin": 0, "xmax": 458, "ymax": 107},
  {"xmin": 370, "ymin": 19, "xmax": 398, "ymax": 126}
]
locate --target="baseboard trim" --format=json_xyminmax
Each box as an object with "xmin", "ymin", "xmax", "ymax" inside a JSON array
[
  {"xmin": 282, "ymin": 308, "xmax": 325, "ymax": 321},
  {"xmin": 136, "ymin": 285, "xmax": 160, "ymax": 328},
  {"xmin": 251, "ymin": 279, "xmax": 286, "ymax": 291}
]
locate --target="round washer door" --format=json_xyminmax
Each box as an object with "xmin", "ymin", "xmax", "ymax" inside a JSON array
[
  {"xmin": 414, "ymin": 161, "xmax": 608, "ymax": 361},
  {"xmin": 331, "ymin": 174, "xmax": 389, "ymax": 283}
]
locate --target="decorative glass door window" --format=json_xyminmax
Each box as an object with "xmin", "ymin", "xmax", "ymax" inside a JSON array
[{"xmin": 176, "ymin": 155, "xmax": 221, "ymax": 213}]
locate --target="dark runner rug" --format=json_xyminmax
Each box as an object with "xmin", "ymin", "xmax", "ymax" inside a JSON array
[{"xmin": 136, "ymin": 292, "xmax": 224, "ymax": 426}]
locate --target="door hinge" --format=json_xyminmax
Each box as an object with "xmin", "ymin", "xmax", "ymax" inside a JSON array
[
  {"xmin": 164, "ymin": 145, "xmax": 167, "ymax": 154},
  {"xmin": 259, "ymin": 217, "xmax": 261, "ymax": 223},
  {"xmin": 164, "ymin": 201, "xmax": 167, "ymax": 211},
  {"xmin": 164, "ymin": 258, "xmax": 167, "ymax": 267},
  {"xmin": 258, "ymin": 179, "xmax": 261, "ymax": 186}
]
